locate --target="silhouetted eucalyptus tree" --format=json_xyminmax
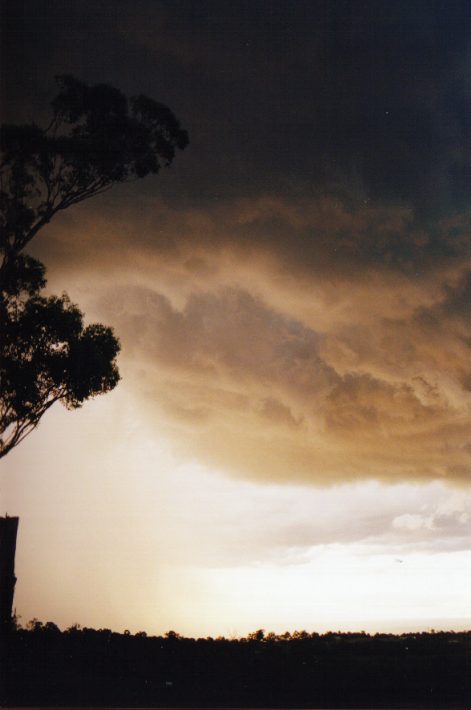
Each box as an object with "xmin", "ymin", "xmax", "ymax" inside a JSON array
[
  {"xmin": 0, "ymin": 76, "xmax": 188, "ymax": 457},
  {"xmin": 0, "ymin": 74, "xmax": 188, "ymax": 274}
]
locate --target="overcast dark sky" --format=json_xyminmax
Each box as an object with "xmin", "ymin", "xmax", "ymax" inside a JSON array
[
  {"xmin": 3, "ymin": 0, "xmax": 471, "ymax": 634},
  {"xmin": 3, "ymin": 0, "xmax": 471, "ymax": 212}
]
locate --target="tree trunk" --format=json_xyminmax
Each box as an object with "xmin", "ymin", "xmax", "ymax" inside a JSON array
[{"xmin": 0, "ymin": 516, "xmax": 19, "ymax": 633}]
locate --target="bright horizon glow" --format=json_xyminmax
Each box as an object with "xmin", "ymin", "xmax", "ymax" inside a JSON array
[{"xmin": 2, "ymin": 390, "xmax": 470, "ymax": 637}]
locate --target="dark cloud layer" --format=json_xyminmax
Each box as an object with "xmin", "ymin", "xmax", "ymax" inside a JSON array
[
  {"xmin": 17, "ymin": 0, "xmax": 469, "ymax": 294},
  {"xmin": 5, "ymin": 0, "xmax": 471, "ymax": 293},
  {"xmin": 3, "ymin": 0, "xmax": 471, "ymax": 486},
  {"xmin": 3, "ymin": 0, "xmax": 471, "ymax": 215}
]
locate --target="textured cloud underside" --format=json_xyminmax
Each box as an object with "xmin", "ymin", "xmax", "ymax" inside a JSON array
[
  {"xmin": 18, "ymin": 0, "xmax": 471, "ymax": 486},
  {"xmin": 48, "ymin": 194, "xmax": 471, "ymax": 487}
]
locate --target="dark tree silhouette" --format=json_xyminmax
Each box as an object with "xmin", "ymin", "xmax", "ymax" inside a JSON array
[
  {"xmin": 4, "ymin": 624, "xmax": 471, "ymax": 707},
  {"xmin": 0, "ymin": 75, "xmax": 188, "ymax": 274},
  {"xmin": 0, "ymin": 76, "xmax": 188, "ymax": 457},
  {"xmin": 0, "ymin": 266, "xmax": 120, "ymax": 458}
]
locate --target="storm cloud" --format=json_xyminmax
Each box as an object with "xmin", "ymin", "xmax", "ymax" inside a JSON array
[{"xmin": 5, "ymin": 0, "xmax": 471, "ymax": 486}]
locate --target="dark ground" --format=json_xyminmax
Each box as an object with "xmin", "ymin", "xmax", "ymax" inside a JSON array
[{"xmin": 2, "ymin": 624, "xmax": 471, "ymax": 708}]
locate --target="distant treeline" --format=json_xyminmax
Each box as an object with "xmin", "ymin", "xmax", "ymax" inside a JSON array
[{"xmin": 3, "ymin": 621, "xmax": 471, "ymax": 707}]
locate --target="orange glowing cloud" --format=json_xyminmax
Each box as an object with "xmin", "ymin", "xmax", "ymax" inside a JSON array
[{"xmin": 28, "ymin": 191, "xmax": 471, "ymax": 487}]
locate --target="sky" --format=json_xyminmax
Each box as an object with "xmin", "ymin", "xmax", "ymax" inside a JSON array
[{"xmin": 1, "ymin": 0, "xmax": 471, "ymax": 636}]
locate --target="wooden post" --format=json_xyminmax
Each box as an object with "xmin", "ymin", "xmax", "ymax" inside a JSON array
[{"xmin": 0, "ymin": 516, "xmax": 19, "ymax": 632}]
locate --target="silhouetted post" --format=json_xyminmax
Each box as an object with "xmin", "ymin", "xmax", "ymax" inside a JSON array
[{"xmin": 0, "ymin": 516, "xmax": 19, "ymax": 633}]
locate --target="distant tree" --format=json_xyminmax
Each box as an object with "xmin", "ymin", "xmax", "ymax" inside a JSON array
[
  {"xmin": 247, "ymin": 629, "xmax": 265, "ymax": 642},
  {"xmin": 0, "ymin": 76, "xmax": 188, "ymax": 458},
  {"xmin": 165, "ymin": 630, "xmax": 181, "ymax": 640}
]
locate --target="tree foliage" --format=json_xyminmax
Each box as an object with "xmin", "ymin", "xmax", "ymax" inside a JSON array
[
  {"xmin": 0, "ymin": 76, "xmax": 188, "ymax": 458},
  {"xmin": 0, "ymin": 74, "xmax": 188, "ymax": 271},
  {"xmin": 0, "ymin": 275, "xmax": 120, "ymax": 458}
]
